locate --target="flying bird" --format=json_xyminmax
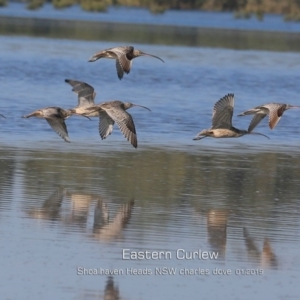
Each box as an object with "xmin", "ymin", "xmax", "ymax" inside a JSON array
[
  {"xmin": 65, "ymin": 79, "xmax": 98, "ymax": 117},
  {"xmin": 85, "ymin": 100, "xmax": 151, "ymax": 148},
  {"xmin": 238, "ymin": 103, "xmax": 300, "ymax": 132},
  {"xmin": 193, "ymin": 94, "xmax": 269, "ymax": 140},
  {"xmin": 88, "ymin": 46, "xmax": 164, "ymax": 80},
  {"xmin": 23, "ymin": 107, "xmax": 85, "ymax": 142}
]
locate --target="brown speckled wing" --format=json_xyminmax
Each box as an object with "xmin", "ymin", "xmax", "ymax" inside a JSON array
[
  {"xmin": 105, "ymin": 107, "xmax": 137, "ymax": 148},
  {"xmin": 264, "ymin": 104, "xmax": 283, "ymax": 129},
  {"xmin": 98, "ymin": 111, "xmax": 115, "ymax": 139},
  {"xmin": 212, "ymin": 94, "xmax": 234, "ymax": 129},
  {"xmin": 46, "ymin": 118, "xmax": 70, "ymax": 143},
  {"xmin": 248, "ymin": 113, "xmax": 267, "ymax": 132},
  {"xmin": 113, "ymin": 51, "xmax": 132, "ymax": 79},
  {"xmin": 65, "ymin": 79, "xmax": 95, "ymax": 107}
]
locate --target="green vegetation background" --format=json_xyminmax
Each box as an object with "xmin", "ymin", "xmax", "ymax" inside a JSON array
[{"xmin": 1, "ymin": 1, "xmax": 300, "ymax": 21}]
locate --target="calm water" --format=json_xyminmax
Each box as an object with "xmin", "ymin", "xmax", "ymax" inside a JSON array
[
  {"xmin": 0, "ymin": 9, "xmax": 300, "ymax": 300},
  {"xmin": 0, "ymin": 146, "xmax": 300, "ymax": 299}
]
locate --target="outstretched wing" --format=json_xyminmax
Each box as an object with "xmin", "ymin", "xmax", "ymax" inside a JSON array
[
  {"xmin": 110, "ymin": 48, "xmax": 133, "ymax": 79},
  {"xmin": 46, "ymin": 118, "xmax": 70, "ymax": 143},
  {"xmin": 212, "ymin": 94, "xmax": 234, "ymax": 129},
  {"xmin": 264, "ymin": 103, "xmax": 284, "ymax": 129},
  {"xmin": 65, "ymin": 79, "xmax": 95, "ymax": 107},
  {"xmin": 248, "ymin": 113, "xmax": 267, "ymax": 132},
  {"xmin": 98, "ymin": 111, "xmax": 115, "ymax": 140},
  {"xmin": 104, "ymin": 106, "xmax": 137, "ymax": 148}
]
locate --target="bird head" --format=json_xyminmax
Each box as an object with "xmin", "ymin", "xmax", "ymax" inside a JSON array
[
  {"xmin": 22, "ymin": 110, "xmax": 43, "ymax": 118},
  {"xmin": 193, "ymin": 129, "xmax": 214, "ymax": 140}
]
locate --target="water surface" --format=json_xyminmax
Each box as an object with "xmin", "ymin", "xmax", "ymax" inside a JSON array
[
  {"xmin": 0, "ymin": 22, "xmax": 300, "ymax": 300},
  {"xmin": 0, "ymin": 146, "xmax": 299, "ymax": 299}
]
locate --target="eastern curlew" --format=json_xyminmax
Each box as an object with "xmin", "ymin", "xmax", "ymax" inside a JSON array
[
  {"xmin": 238, "ymin": 103, "xmax": 300, "ymax": 132},
  {"xmin": 193, "ymin": 94, "xmax": 269, "ymax": 140},
  {"xmin": 88, "ymin": 46, "xmax": 164, "ymax": 80},
  {"xmin": 85, "ymin": 100, "xmax": 151, "ymax": 148},
  {"xmin": 23, "ymin": 107, "xmax": 75, "ymax": 142},
  {"xmin": 65, "ymin": 79, "xmax": 99, "ymax": 117}
]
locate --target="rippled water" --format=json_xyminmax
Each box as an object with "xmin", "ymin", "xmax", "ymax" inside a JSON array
[
  {"xmin": 0, "ymin": 146, "xmax": 300, "ymax": 299},
  {"xmin": 0, "ymin": 13, "xmax": 300, "ymax": 300}
]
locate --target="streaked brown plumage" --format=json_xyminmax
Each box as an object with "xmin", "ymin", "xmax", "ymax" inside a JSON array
[
  {"xmin": 65, "ymin": 79, "xmax": 99, "ymax": 117},
  {"xmin": 85, "ymin": 100, "xmax": 151, "ymax": 148},
  {"xmin": 88, "ymin": 46, "xmax": 164, "ymax": 80},
  {"xmin": 23, "ymin": 107, "xmax": 73, "ymax": 142},
  {"xmin": 238, "ymin": 103, "xmax": 300, "ymax": 132},
  {"xmin": 193, "ymin": 94, "xmax": 269, "ymax": 140}
]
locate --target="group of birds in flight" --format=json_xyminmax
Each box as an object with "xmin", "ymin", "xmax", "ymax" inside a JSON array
[{"xmin": 2, "ymin": 45, "xmax": 298, "ymax": 148}]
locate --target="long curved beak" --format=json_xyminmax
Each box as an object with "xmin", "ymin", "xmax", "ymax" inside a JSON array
[
  {"xmin": 69, "ymin": 109, "xmax": 92, "ymax": 120},
  {"xmin": 74, "ymin": 113, "xmax": 91, "ymax": 121},
  {"xmin": 249, "ymin": 132, "xmax": 270, "ymax": 139},
  {"xmin": 141, "ymin": 52, "xmax": 164, "ymax": 63},
  {"xmin": 0, "ymin": 114, "xmax": 6, "ymax": 119},
  {"xmin": 132, "ymin": 104, "xmax": 151, "ymax": 112}
]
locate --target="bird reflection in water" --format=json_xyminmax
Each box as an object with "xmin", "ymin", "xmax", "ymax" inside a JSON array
[
  {"xmin": 25, "ymin": 188, "xmax": 134, "ymax": 243},
  {"xmin": 77, "ymin": 276, "xmax": 120, "ymax": 300},
  {"xmin": 243, "ymin": 227, "xmax": 278, "ymax": 269},
  {"xmin": 26, "ymin": 187, "xmax": 66, "ymax": 221},
  {"xmin": 92, "ymin": 199, "xmax": 134, "ymax": 242},
  {"xmin": 207, "ymin": 209, "xmax": 228, "ymax": 260},
  {"xmin": 104, "ymin": 276, "xmax": 120, "ymax": 300},
  {"xmin": 64, "ymin": 190, "xmax": 99, "ymax": 226}
]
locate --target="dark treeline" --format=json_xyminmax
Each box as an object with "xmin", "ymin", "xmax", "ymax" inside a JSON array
[{"xmin": 2, "ymin": 0, "xmax": 300, "ymax": 21}]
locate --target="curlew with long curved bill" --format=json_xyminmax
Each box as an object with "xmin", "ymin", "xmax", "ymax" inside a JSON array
[
  {"xmin": 193, "ymin": 94, "xmax": 269, "ymax": 141},
  {"xmin": 23, "ymin": 107, "xmax": 85, "ymax": 143},
  {"xmin": 65, "ymin": 79, "xmax": 98, "ymax": 117},
  {"xmin": 238, "ymin": 103, "xmax": 300, "ymax": 132},
  {"xmin": 85, "ymin": 100, "xmax": 151, "ymax": 148},
  {"xmin": 88, "ymin": 46, "xmax": 164, "ymax": 80}
]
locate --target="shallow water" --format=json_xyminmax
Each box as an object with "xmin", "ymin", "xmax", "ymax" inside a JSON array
[
  {"xmin": 0, "ymin": 11, "xmax": 300, "ymax": 299},
  {"xmin": 0, "ymin": 146, "xmax": 300, "ymax": 299}
]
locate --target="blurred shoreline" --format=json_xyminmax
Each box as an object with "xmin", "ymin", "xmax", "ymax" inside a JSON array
[{"xmin": 1, "ymin": 15, "xmax": 300, "ymax": 51}]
